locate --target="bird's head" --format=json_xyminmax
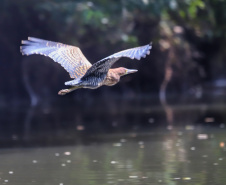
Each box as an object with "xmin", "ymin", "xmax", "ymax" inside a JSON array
[{"xmin": 116, "ymin": 67, "xmax": 138, "ymax": 77}]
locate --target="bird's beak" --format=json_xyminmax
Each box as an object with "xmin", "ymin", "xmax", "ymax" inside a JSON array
[{"xmin": 126, "ymin": 69, "xmax": 138, "ymax": 74}]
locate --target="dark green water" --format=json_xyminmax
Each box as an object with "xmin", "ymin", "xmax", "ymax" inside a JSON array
[{"xmin": 0, "ymin": 127, "xmax": 225, "ymax": 185}]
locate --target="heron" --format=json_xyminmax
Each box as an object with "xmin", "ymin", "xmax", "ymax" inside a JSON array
[{"xmin": 20, "ymin": 37, "xmax": 152, "ymax": 95}]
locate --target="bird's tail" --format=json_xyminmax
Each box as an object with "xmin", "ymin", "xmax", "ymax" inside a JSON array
[{"xmin": 64, "ymin": 78, "xmax": 81, "ymax": 86}]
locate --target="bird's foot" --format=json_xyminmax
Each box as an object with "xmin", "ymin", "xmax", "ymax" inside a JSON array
[{"xmin": 58, "ymin": 89, "xmax": 70, "ymax": 95}]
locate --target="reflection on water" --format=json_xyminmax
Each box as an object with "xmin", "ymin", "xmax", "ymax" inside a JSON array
[
  {"xmin": 0, "ymin": 127, "xmax": 225, "ymax": 185},
  {"xmin": 0, "ymin": 99, "xmax": 226, "ymax": 147},
  {"xmin": 0, "ymin": 98, "xmax": 226, "ymax": 184}
]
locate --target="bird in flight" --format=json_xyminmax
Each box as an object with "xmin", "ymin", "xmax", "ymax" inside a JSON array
[{"xmin": 20, "ymin": 37, "xmax": 152, "ymax": 95}]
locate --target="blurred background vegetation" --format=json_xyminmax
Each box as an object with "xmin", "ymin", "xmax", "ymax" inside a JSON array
[
  {"xmin": 0, "ymin": 0, "xmax": 226, "ymax": 145},
  {"xmin": 1, "ymin": 0, "xmax": 226, "ymax": 103}
]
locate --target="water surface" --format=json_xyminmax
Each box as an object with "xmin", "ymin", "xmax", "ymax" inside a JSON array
[{"xmin": 0, "ymin": 127, "xmax": 225, "ymax": 185}]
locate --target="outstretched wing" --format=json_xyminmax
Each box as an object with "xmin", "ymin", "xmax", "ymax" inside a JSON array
[
  {"xmin": 82, "ymin": 43, "xmax": 152, "ymax": 81},
  {"xmin": 20, "ymin": 37, "xmax": 92, "ymax": 79},
  {"xmin": 101, "ymin": 43, "xmax": 152, "ymax": 61}
]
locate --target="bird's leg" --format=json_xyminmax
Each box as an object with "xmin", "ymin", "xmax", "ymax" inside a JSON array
[{"xmin": 58, "ymin": 86, "xmax": 81, "ymax": 95}]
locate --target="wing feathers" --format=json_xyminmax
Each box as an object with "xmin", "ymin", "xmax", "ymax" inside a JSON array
[
  {"xmin": 100, "ymin": 43, "xmax": 152, "ymax": 62},
  {"xmin": 82, "ymin": 43, "xmax": 152, "ymax": 83},
  {"xmin": 20, "ymin": 37, "xmax": 92, "ymax": 79}
]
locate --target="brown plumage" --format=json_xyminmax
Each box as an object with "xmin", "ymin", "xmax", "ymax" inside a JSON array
[
  {"xmin": 103, "ymin": 68, "xmax": 131, "ymax": 86},
  {"xmin": 20, "ymin": 37, "xmax": 152, "ymax": 95}
]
